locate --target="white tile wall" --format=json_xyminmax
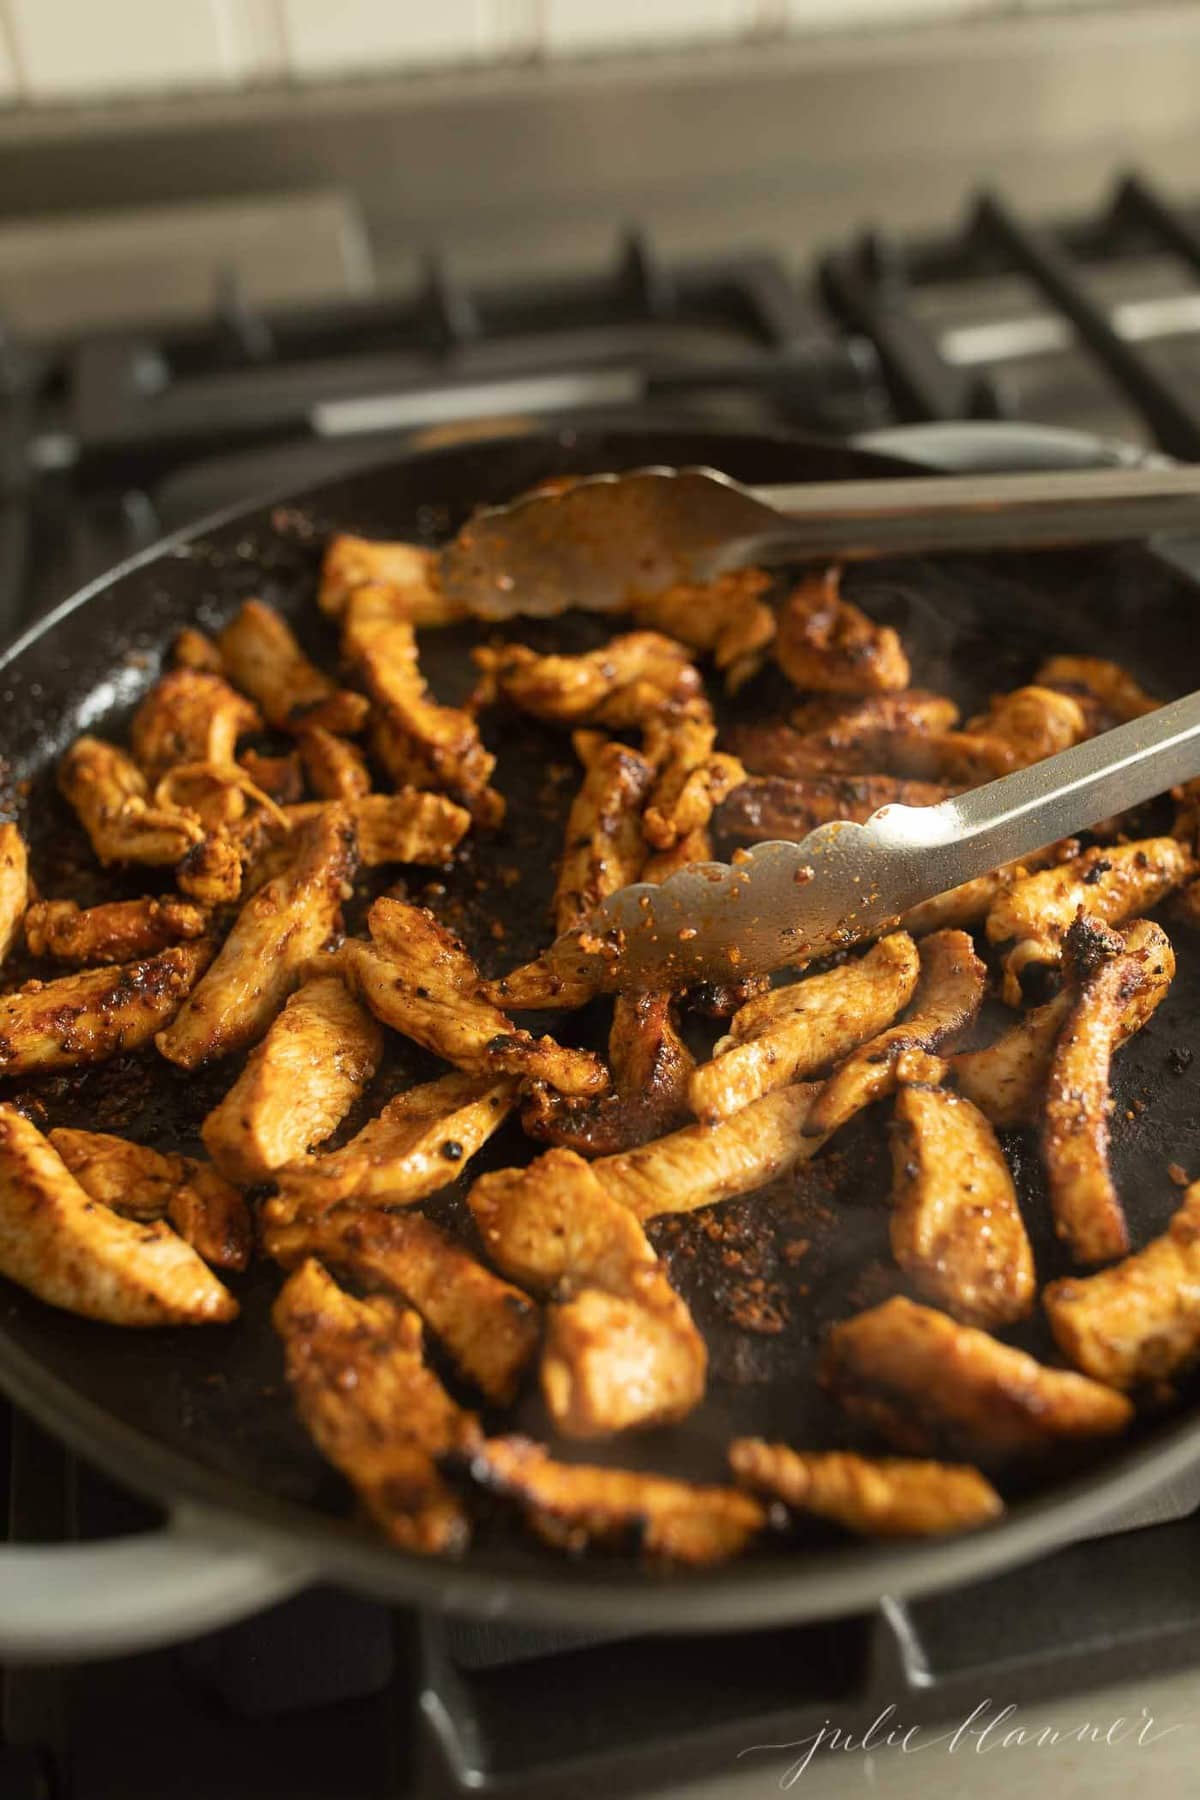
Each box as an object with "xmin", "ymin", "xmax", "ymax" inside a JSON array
[
  {"xmin": 787, "ymin": 0, "xmax": 999, "ymax": 22},
  {"xmin": 6, "ymin": 0, "xmax": 245, "ymax": 98},
  {"xmin": 543, "ymin": 0, "xmax": 752, "ymax": 56},
  {"xmin": 279, "ymin": 0, "xmax": 497, "ymax": 76}
]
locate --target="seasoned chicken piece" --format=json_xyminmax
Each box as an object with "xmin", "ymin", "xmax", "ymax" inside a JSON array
[
  {"xmin": 59, "ymin": 737, "xmax": 203, "ymax": 867},
  {"xmin": 469, "ymin": 1147, "xmax": 706, "ymax": 1435},
  {"xmin": 201, "ymin": 976, "xmax": 382, "ymax": 1185},
  {"xmin": 130, "ymin": 669, "xmax": 262, "ymax": 780},
  {"xmin": 483, "ymin": 958, "xmax": 595, "ymax": 1013},
  {"xmin": 298, "ymin": 726, "xmax": 372, "ymax": 801},
  {"xmin": 157, "ymin": 806, "xmax": 356, "ymax": 1070},
  {"xmin": 554, "ymin": 736, "xmax": 653, "ymax": 935},
  {"xmin": 966, "ymin": 685, "xmax": 1088, "ymax": 763},
  {"xmin": 774, "ymin": 569, "xmax": 909, "ymax": 695},
  {"xmin": 265, "ymin": 1208, "xmax": 538, "ymax": 1405},
  {"xmin": 807, "ymin": 931, "xmax": 985, "ymax": 1139},
  {"xmin": 266, "ymin": 1072, "xmax": 517, "ymax": 1224},
  {"xmin": 25, "ymin": 895, "xmax": 208, "ymax": 965},
  {"xmin": 283, "ymin": 791, "xmax": 470, "ymax": 868},
  {"xmin": 791, "ymin": 690, "xmax": 960, "ymax": 738},
  {"xmin": 0, "ymin": 823, "xmax": 28, "ymax": 965},
  {"xmin": 729, "ymin": 1440, "xmax": 1002, "ymax": 1537},
  {"xmin": 986, "ymin": 837, "xmax": 1191, "ymax": 1005},
  {"xmin": 472, "ymin": 1436, "xmax": 765, "ymax": 1565},
  {"xmin": 219, "ymin": 599, "xmax": 368, "ymax": 736},
  {"xmin": 48, "ymin": 1127, "xmax": 251, "ymax": 1271},
  {"xmin": 176, "ymin": 830, "xmax": 245, "ymax": 907},
  {"xmin": 629, "ymin": 568, "xmax": 776, "ymax": 691},
  {"xmin": 239, "ymin": 748, "xmax": 304, "ymax": 806},
  {"xmin": 899, "ymin": 841, "xmax": 1080, "ymax": 937},
  {"xmin": 319, "ymin": 537, "xmax": 464, "ymax": 625},
  {"xmin": 822, "ymin": 1295, "xmax": 1133, "ymax": 1465},
  {"xmin": 595, "ymin": 1083, "xmax": 826, "ymax": 1222},
  {"xmin": 689, "ymin": 933, "xmax": 920, "ymax": 1122},
  {"xmin": 475, "ymin": 631, "xmax": 701, "ymax": 729},
  {"xmin": 337, "ymin": 898, "xmax": 607, "ymax": 1098},
  {"xmin": 1045, "ymin": 1180, "xmax": 1200, "ymax": 1389},
  {"xmin": 640, "ymin": 822, "xmax": 715, "ymax": 884},
  {"xmin": 641, "ymin": 701, "xmax": 746, "ymax": 851},
  {"xmin": 273, "ymin": 1260, "xmax": 477, "ymax": 1554},
  {"xmin": 1043, "ymin": 915, "xmax": 1174, "ymax": 1264},
  {"xmin": 0, "ymin": 941, "xmax": 212, "ymax": 1077},
  {"xmin": 889, "ymin": 1085, "xmax": 1034, "ymax": 1327},
  {"xmin": 714, "ymin": 774, "xmax": 951, "ymax": 847},
  {"xmin": 733, "ymin": 691, "xmax": 960, "ymax": 778},
  {"xmin": 1036, "ymin": 654, "xmax": 1159, "ymax": 724},
  {"xmin": 0, "ymin": 1107, "xmax": 236, "ymax": 1324},
  {"xmin": 172, "ymin": 627, "xmax": 225, "ymax": 674},
  {"xmin": 522, "ymin": 991, "xmax": 694, "ymax": 1156}
]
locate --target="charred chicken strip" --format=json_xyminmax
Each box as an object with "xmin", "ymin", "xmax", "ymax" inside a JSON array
[
  {"xmin": 689, "ymin": 932, "xmax": 920, "ymax": 1123},
  {"xmin": 774, "ymin": 568, "xmax": 909, "ymax": 695},
  {"xmin": 483, "ymin": 957, "xmax": 596, "ymax": 1013},
  {"xmin": 338, "ymin": 898, "xmax": 608, "ymax": 1097},
  {"xmin": 522, "ymin": 990, "xmax": 694, "ymax": 1156},
  {"xmin": 472, "ymin": 1436, "xmax": 765, "ymax": 1565},
  {"xmin": 201, "ymin": 975, "xmax": 382, "ymax": 1185},
  {"xmin": 157, "ymin": 806, "xmax": 356, "ymax": 1070},
  {"xmin": 1045, "ymin": 1180, "xmax": 1200, "ymax": 1389},
  {"xmin": 475, "ymin": 631, "xmax": 702, "ymax": 729},
  {"xmin": 822, "ymin": 1295, "xmax": 1133, "ymax": 1465},
  {"xmin": 130, "ymin": 669, "xmax": 262, "ymax": 780},
  {"xmin": 640, "ymin": 821, "xmax": 714, "ymax": 886},
  {"xmin": 0, "ymin": 940, "xmax": 212, "ymax": 1077},
  {"xmin": 319, "ymin": 537, "xmax": 465, "ymax": 626},
  {"xmin": 733, "ymin": 691, "xmax": 960, "ymax": 779},
  {"xmin": 273, "ymin": 1260, "xmax": 478, "ymax": 1554},
  {"xmin": 0, "ymin": 1107, "xmax": 236, "ymax": 1324},
  {"xmin": 714, "ymin": 774, "xmax": 951, "ymax": 848},
  {"xmin": 899, "ymin": 841, "xmax": 1080, "ymax": 937},
  {"xmin": 283, "ymin": 791, "xmax": 471, "ymax": 867},
  {"xmin": 298, "ymin": 726, "xmax": 372, "ymax": 801},
  {"xmin": 176, "ymin": 830, "xmax": 245, "ymax": 907},
  {"xmin": 238, "ymin": 748, "xmax": 304, "ymax": 806},
  {"xmin": 219, "ymin": 598, "xmax": 369, "ymax": 736},
  {"xmin": 265, "ymin": 1208, "xmax": 539, "ymax": 1405},
  {"xmin": 59, "ymin": 736, "xmax": 203, "ymax": 867},
  {"xmin": 554, "ymin": 735, "xmax": 653, "ymax": 935},
  {"xmin": 48, "ymin": 1127, "xmax": 251, "ymax": 1271},
  {"xmin": 729, "ymin": 1440, "xmax": 1002, "ymax": 1537},
  {"xmin": 806, "ymin": 931, "xmax": 986, "ymax": 1139},
  {"xmin": 0, "ymin": 823, "xmax": 27, "ymax": 965},
  {"xmin": 628, "ymin": 568, "xmax": 776, "ymax": 691},
  {"xmin": 1035, "ymin": 654, "xmax": 1159, "ymax": 724},
  {"xmin": 25, "ymin": 894, "xmax": 208, "ymax": 965},
  {"xmin": 889, "ymin": 1085, "xmax": 1035, "ymax": 1327},
  {"xmin": 641, "ymin": 701, "xmax": 746, "ymax": 851}
]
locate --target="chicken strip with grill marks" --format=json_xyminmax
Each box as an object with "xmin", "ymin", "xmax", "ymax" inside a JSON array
[
  {"xmin": 0, "ymin": 1107, "xmax": 236, "ymax": 1324},
  {"xmin": 641, "ymin": 701, "xmax": 746, "ymax": 852},
  {"xmin": 337, "ymin": 898, "xmax": 607, "ymax": 1098},
  {"xmin": 130, "ymin": 669, "xmax": 262, "ymax": 780},
  {"xmin": 554, "ymin": 734, "xmax": 653, "ymax": 936},
  {"xmin": 1045, "ymin": 1180, "xmax": 1200, "ymax": 1390},
  {"xmin": 714, "ymin": 774, "xmax": 952, "ymax": 848},
  {"xmin": 899, "ymin": 841, "xmax": 1080, "ymax": 938},
  {"xmin": 522, "ymin": 991, "xmax": 694, "ymax": 1156},
  {"xmin": 282, "ymin": 791, "xmax": 470, "ymax": 868},
  {"xmin": 1036, "ymin": 654, "xmax": 1159, "ymax": 725},
  {"xmin": 806, "ymin": 931, "xmax": 985, "ymax": 1139},
  {"xmin": 729, "ymin": 1441, "xmax": 1002, "ymax": 1537},
  {"xmin": 59, "ymin": 737, "xmax": 203, "ymax": 867},
  {"xmin": 774, "ymin": 568, "xmax": 909, "ymax": 695},
  {"xmin": 298, "ymin": 726, "xmax": 372, "ymax": 801},
  {"xmin": 822, "ymin": 1295, "xmax": 1133, "ymax": 1466},
  {"xmin": 689, "ymin": 933, "xmax": 920, "ymax": 1123},
  {"xmin": 474, "ymin": 631, "xmax": 701, "ymax": 730},
  {"xmin": 48, "ymin": 1127, "xmax": 251, "ymax": 1271},
  {"xmin": 732, "ymin": 691, "xmax": 960, "ymax": 778},
  {"xmin": 319, "ymin": 536, "xmax": 465, "ymax": 626},
  {"xmin": 629, "ymin": 568, "xmax": 776, "ymax": 692},
  {"xmin": 889, "ymin": 1085, "xmax": 1034, "ymax": 1327},
  {"xmin": 25, "ymin": 895, "xmax": 208, "ymax": 965},
  {"xmin": 469, "ymin": 1147, "xmax": 706, "ymax": 1436},
  {"xmin": 201, "ymin": 975, "xmax": 382, "ymax": 1186},
  {"xmin": 265, "ymin": 1208, "xmax": 539, "ymax": 1405},
  {"xmin": 219, "ymin": 598, "xmax": 369, "ymax": 736},
  {"xmin": 472, "ymin": 1436, "xmax": 765, "ymax": 1565},
  {"xmin": 157, "ymin": 806, "xmax": 356, "ymax": 1070},
  {"xmin": 273, "ymin": 1260, "xmax": 478, "ymax": 1555},
  {"xmin": 0, "ymin": 940, "xmax": 212, "ymax": 1077},
  {"xmin": 0, "ymin": 823, "xmax": 27, "ymax": 966}
]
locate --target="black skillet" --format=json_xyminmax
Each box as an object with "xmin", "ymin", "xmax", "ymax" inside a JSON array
[{"xmin": 3, "ymin": 424, "xmax": 1200, "ymax": 1656}]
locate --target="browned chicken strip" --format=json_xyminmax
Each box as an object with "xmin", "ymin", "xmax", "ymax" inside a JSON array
[
  {"xmin": 641, "ymin": 701, "xmax": 746, "ymax": 851},
  {"xmin": 59, "ymin": 737, "xmax": 203, "ymax": 866},
  {"xmin": 522, "ymin": 990, "xmax": 694, "ymax": 1157},
  {"xmin": 475, "ymin": 631, "xmax": 702, "ymax": 729},
  {"xmin": 0, "ymin": 1107, "xmax": 236, "ymax": 1324},
  {"xmin": 641, "ymin": 822, "xmax": 714, "ymax": 885},
  {"xmin": 238, "ymin": 748, "xmax": 304, "ymax": 806},
  {"xmin": 889, "ymin": 1084, "xmax": 1035, "ymax": 1327},
  {"xmin": 273, "ymin": 1259, "xmax": 478, "ymax": 1554},
  {"xmin": 176, "ymin": 830, "xmax": 245, "ymax": 907},
  {"xmin": 472, "ymin": 1436, "xmax": 765, "ymax": 1565},
  {"xmin": 318, "ymin": 537, "xmax": 465, "ymax": 626},
  {"xmin": 729, "ymin": 1440, "xmax": 1002, "ymax": 1536},
  {"xmin": 265, "ymin": 1208, "xmax": 539, "ymax": 1405},
  {"xmin": 157, "ymin": 806, "xmax": 356, "ymax": 1070},
  {"xmin": 483, "ymin": 958, "xmax": 596, "ymax": 1013},
  {"xmin": 1045, "ymin": 1180, "xmax": 1200, "ymax": 1389},
  {"xmin": 338, "ymin": 898, "xmax": 608, "ymax": 1098},
  {"xmin": 48, "ymin": 1127, "xmax": 251, "ymax": 1271},
  {"xmin": 689, "ymin": 932, "xmax": 920, "ymax": 1122},
  {"xmin": 966, "ymin": 685, "xmax": 1088, "ymax": 763},
  {"xmin": 1036, "ymin": 654, "xmax": 1159, "ymax": 724},
  {"xmin": 298, "ymin": 726, "xmax": 372, "ymax": 801},
  {"xmin": 25, "ymin": 895, "xmax": 208, "ymax": 965},
  {"xmin": 629, "ymin": 568, "xmax": 776, "ymax": 691},
  {"xmin": 0, "ymin": 823, "xmax": 27, "ymax": 965},
  {"xmin": 201, "ymin": 975, "xmax": 382, "ymax": 1185},
  {"xmin": 219, "ymin": 598, "xmax": 369, "ymax": 736},
  {"xmin": 554, "ymin": 735, "xmax": 653, "ymax": 935},
  {"xmin": 899, "ymin": 841, "xmax": 1080, "ymax": 938},
  {"xmin": 130, "ymin": 669, "xmax": 262, "ymax": 779},
  {"xmin": 714, "ymin": 774, "xmax": 951, "ymax": 848},
  {"xmin": 774, "ymin": 569, "xmax": 909, "ymax": 695},
  {"xmin": 733, "ymin": 692, "xmax": 962, "ymax": 779},
  {"xmin": 173, "ymin": 627, "xmax": 224, "ymax": 674},
  {"xmin": 807, "ymin": 931, "xmax": 986, "ymax": 1139},
  {"xmin": 822, "ymin": 1295, "xmax": 1133, "ymax": 1465},
  {"xmin": 282, "ymin": 791, "xmax": 470, "ymax": 867},
  {"xmin": 0, "ymin": 940, "xmax": 212, "ymax": 1077}
]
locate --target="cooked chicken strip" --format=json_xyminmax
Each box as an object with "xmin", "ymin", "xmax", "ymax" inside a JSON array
[
  {"xmin": 238, "ymin": 748, "xmax": 304, "ymax": 806},
  {"xmin": 484, "ymin": 958, "xmax": 596, "ymax": 1012},
  {"xmin": 1045, "ymin": 1180, "xmax": 1200, "ymax": 1389},
  {"xmin": 298, "ymin": 726, "xmax": 372, "ymax": 801},
  {"xmin": 1036, "ymin": 654, "xmax": 1159, "ymax": 724},
  {"xmin": 157, "ymin": 806, "xmax": 356, "ymax": 1070},
  {"xmin": 629, "ymin": 568, "xmax": 776, "ymax": 691},
  {"xmin": 59, "ymin": 737, "xmax": 203, "ymax": 866},
  {"xmin": 734, "ymin": 692, "xmax": 960, "ymax": 779},
  {"xmin": 806, "ymin": 931, "xmax": 985, "ymax": 1139},
  {"xmin": 130, "ymin": 669, "xmax": 262, "ymax": 779},
  {"xmin": 889, "ymin": 1085, "xmax": 1035, "ymax": 1327},
  {"xmin": 689, "ymin": 933, "xmax": 920, "ymax": 1123},
  {"xmin": 791, "ymin": 690, "xmax": 960, "ymax": 738},
  {"xmin": 201, "ymin": 975, "xmax": 382, "ymax": 1185},
  {"xmin": 172, "ymin": 627, "xmax": 225, "ymax": 674},
  {"xmin": 475, "ymin": 631, "xmax": 701, "ymax": 729},
  {"xmin": 273, "ymin": 1260, "xmax": 477, "ymax": 1554},
  {"xmin": 822, "ymin": 1295, "xmax": 1133, "ymax": 1464},
  {"xmin": 283, "ymin": 792, "xmax": 470, "ymax": 867},
  {"xmin": 522, "ymin": 990, "xmax": 694, "ymax": 1156},
  {"xmin": 176, "ymin": 830, "xmax": 245, "ymax": 907},
  {"xmin": 265, "ymin": 1208, "xmax": 539, "ymax": 1405},
  {"xmin": 554, "ymin": 736, "xmax": 653, "ymax": 935},
  {"xmin": 219, "ymin": 598, "xmax": 368, "ymax": 736},
  {"xmin": 966, "ymin": 685, "xmax": 1088, "ymax": 762},
  {"xmin": 337, "ymin": 898, "xmax": 607, "ymax": 1097},
  {"xmin": 714, "ymin": 774, "xmax": 951, "ymax": 847},
  {"xmin": 0, "ymin": 823, "xmax": 27, "ymax": 965},
  {"xmin": 472, "ymin": 1436, "xmax": 764, "ymax": 1565},
  {"xmin": 0, "ymin": 940, "xmax": 212, "ymax": 1077},
  {"xmin": 319, "ymin": 537, "xmax": 464, "ymax": 626},
  {"xmin": 898, "ymin": 841, "xmax": 1080, "ymax": 937},
  {"xmin": 729, "ymin": 1440, "xmax": 1002, "ymax": 1537},
  {"xmin": 48, "ymin": 1127, "xmax": 251, "ymax": 1271},
  {"xmin": 25, "ymin": 895, "xmax": 208, "ymax": 965},
  {"xmin": 266, "ymin": 1072, "xmax": 517, "ymax": 1224},
  {"xmin": 641, "ymin": 701, "xmax": 746, "ymax": 851},
  {"xmin": 0, "ymin": 1107, "xmax": 236, "ymax": 1324},
  {"xmin": 641, "ymin": 822, "xmax": 713, "ymax": 885},
  {"xmin": 774, "ymin": 568, "xmax": 909, "ymax": 695}
]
